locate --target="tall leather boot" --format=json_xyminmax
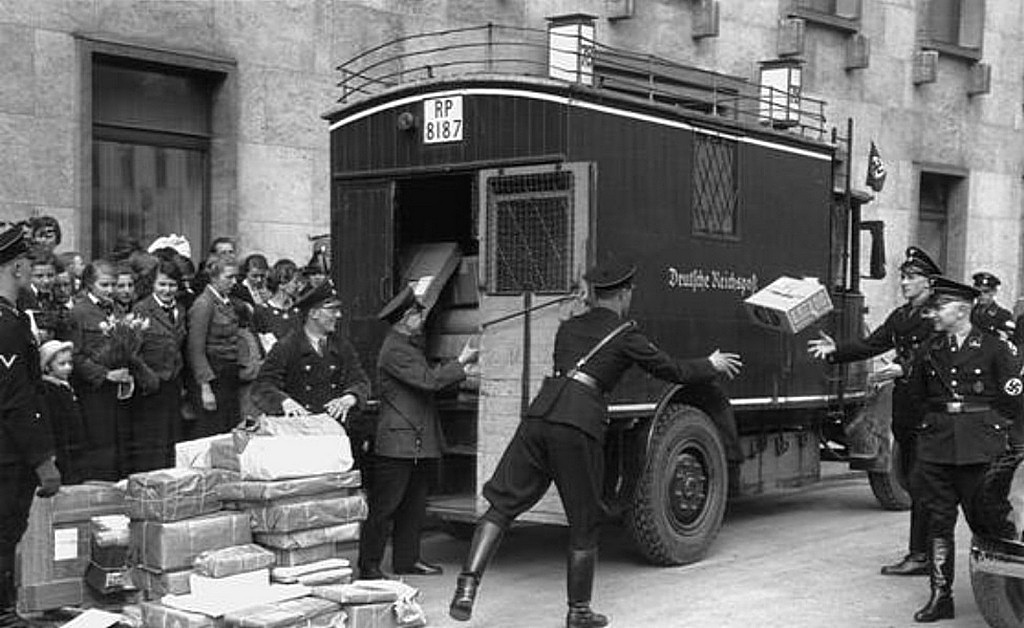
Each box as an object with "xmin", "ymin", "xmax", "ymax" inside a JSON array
[
  {"xmin": 566, "ymin": 548, "xmax": 608, "ymax": 628},
  {"xmin": 914, "ymin": 537, "xmax": 955, "ymax": 623},
  {"xmin": 881, "ymin": 504, "xmax": 930, "ymax": 576},
  {"xmin": 0, "ymin": 553, "xmax": 27, "ymax": 628},
  {"xmin": 449, "ymin": 520, "xmax": 504, "ymax": 622}
]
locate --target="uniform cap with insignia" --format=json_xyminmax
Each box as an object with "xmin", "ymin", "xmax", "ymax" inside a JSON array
[
  {"xmin": 972, "ymin": 271, "xmax": 1001, "ymax": 290},
  {"xmin": 378, "ymin": 284, "xmax": 419, "ymax": 324},
  {"xmin": 928, "ymin": 276, "xmax": 979, "ymax": 304},
  {"xmin": 899, "ymin": 246, "xmax": 941, "ymax": 277},
  {"xmin": 584, "ymin": 259, "xmax": 637, "ymax": 291},
  {"xmin": 294, "ymin": 280, "xmax": 342, "ymax": 314},
  {"xmin": 0, "ymin": 223, "xmax": 30, "ymax": 265}
]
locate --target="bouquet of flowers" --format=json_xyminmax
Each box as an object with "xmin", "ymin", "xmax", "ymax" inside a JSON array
[{"xmin": 98, "ymin": 313, "xmax": 150, "ymax": 399}]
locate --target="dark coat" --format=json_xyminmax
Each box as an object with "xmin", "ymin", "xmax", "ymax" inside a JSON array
[
  {"xmin": 69, "ymin": 294, "xmax": 118, "ymax": 389},
  {"xmin": 973, "ymin": 302, "xmax": 1015, "ymax": 338},
  {"xmin": 0, "ymin": 296, "xmax": 53, "ymax": 467},
  {"xmin": 543, "ymin": 306, "xmax": 718, "ymax": 442},
  {"xmin": 187, "ymin": 285, "xmax": 239, "ymax": 385},
  {"xmin": 908, "ymin": 327, "xmax": 1024, "ymax": 465},
  {"xmin": 375, "ymin": 330, "xmax": 466, "ymax": 460},
  {"xmin": 252, "ymin": 328, "xmax": 370, "ymax": 416},
  {"xmin": 40, "ymin": 376, "xmax": 86, "ymax": 483},
  {"xmin": 133, "ymin": 295, "xmax": 187, "ymax": 388}
]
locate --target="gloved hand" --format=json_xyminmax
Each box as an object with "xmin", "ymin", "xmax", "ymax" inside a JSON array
[{"xmin": 35, "ymin": 457, "xmax": 61, "ymax": 498}]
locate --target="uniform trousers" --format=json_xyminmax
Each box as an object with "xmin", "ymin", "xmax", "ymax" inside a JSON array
[
  {"xmin": 358, "ymin": 456, "xmax": 437, "ymax": 571},
  {"xmin": 483, "ymin": 418, "xmax": 606, "ymax": 550},
  {"xmin": 0, "ymin": 463, "xmax": 36, "ymax": 556},
  {"xmin": 912, "ymin": 460, "xmax": 988, "ymax": 540}
]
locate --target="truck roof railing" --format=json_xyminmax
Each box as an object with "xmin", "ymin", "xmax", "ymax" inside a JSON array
[{"xmin": 335, "ymin": 23, "xmax": 829, "ymax": 142}]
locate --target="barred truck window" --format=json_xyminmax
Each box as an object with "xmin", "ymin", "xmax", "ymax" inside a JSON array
[
  {"xmin": 692, "ymin": 133, "xmax": 739, "ymax": 238},
  {"xmin": 486, "ymin": 171, "xmax": 574, "ymax": 294}
]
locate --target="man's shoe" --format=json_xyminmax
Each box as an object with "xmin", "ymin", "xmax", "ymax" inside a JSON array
[
  {"xmin": 881, "ymin": 552, "xmax": 929, "ymax": 576},
  {"xmin": 394, "ymin": 561, "xmax": 443, "ymax": 576},
  {"xmin": 359, "ymin": 565, "xmax": 387, "ymax": 580},
  {"xmin": 567, "ymin": 603, "xmax": 609, "ymax": 628},
  {"xmin": 450, "ymin": 573, "xmax": 479, "ymax": 621}
]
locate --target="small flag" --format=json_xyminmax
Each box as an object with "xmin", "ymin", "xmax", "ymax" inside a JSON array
[{"xmin": 866, "ymin": 141, "xmax": 887, "ymax": 192}]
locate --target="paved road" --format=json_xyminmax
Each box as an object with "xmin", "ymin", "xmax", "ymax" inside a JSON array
[{"xmin": 394, "ymin": 465, "xmax": 991, "ymax": 628}]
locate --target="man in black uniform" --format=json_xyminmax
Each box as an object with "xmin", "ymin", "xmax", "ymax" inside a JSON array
[
  {"xmin": 808, "ymin": 246, "xmax": 940, "ymax": 576},
  {"xmin": 0, "ymin": 226, "xmax": 61, "ymax": 628},
  {"xmin": 251, "ymin": 281, "xmax": 370, "ymax": 419},
  {"xmin": 907, "ymin": 276, "xmax": 1023, "ymax": 623},
  {"xmin": 448, "ymin": 260, "xmax": 742, "ymax": 628},
  {"xmin": 970, "ymin": 271, "xmax": 1015, "ymax": 341}
]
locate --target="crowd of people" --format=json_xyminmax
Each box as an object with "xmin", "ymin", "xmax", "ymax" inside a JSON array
[{"xmin": 8, "ymin": 216, "xmax": 330, "ymax": 485}]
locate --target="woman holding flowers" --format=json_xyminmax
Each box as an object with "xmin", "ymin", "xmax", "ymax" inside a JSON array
[
  {"xmin": 130, "ymin": 259, "xmax": 186, "ymax": 472},
  {"xmin": 188, "ymin": 256, "xmax": 242, "ymax": 436},
  {"xmin": 70, "ymin": 260, "xmax": 133, "ymax": 480}
]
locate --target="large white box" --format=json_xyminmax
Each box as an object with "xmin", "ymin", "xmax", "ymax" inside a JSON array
[{"xmin": 743, "ymin": 276, "xmax": 832, "ymax": 334}]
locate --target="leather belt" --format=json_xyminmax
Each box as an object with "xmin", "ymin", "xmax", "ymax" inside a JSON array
[
  {"xmin": 567, "ymin": 370, "xmax": 602, "ymax": 393},
  {"xmin": 927, "ymin": 401, "xmax": 992, "ymax": 414}
]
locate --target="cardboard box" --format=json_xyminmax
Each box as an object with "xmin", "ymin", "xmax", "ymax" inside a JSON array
[
  {"xmin": 141, "ymin": 601, "xmax": 217, "ymax": 628},
  {"xmin": 131, "ymin": 512, "xmax": 252, "ymax": 572},
  {"xmin": 16, "ymin": 579, "xmax": 85, "ymax": 613},
  {"xmin": 743, "ymin": 276, "xmax": 833, "ymax": 334},
  {"xmin": 131, "ymin": 566, "xmax": 192, "ymax": 600}
]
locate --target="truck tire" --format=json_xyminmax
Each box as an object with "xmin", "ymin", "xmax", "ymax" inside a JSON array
[
  {"xmin": 868, "ymin": 438, "xmax": 912, "ymax": 511},
  {"xmin": 970, "ymin": 550, "xmax": 1024, "ymax": 628},
  {"xmin": 627, "ymin": 403, "xmax": 727, "ymax": 566}
]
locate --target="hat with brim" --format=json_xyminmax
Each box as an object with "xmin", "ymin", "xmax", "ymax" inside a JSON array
[
  {"xmin": 378, "ymin": 285, "xmax": 419, "ymax": 324},
  {"xmin": 0, "ymin": 224, "xmax": 30, "ymax": 266},
  {"xmin": 39, "ymin": 340, "xmax": 73, "ymax": 371},
  {"xmin": 899, "ymin": 246, "xmax": 941, "ymax": 277},
  {"xmin": 294, "ymin": 281, "xmax": 342, "ymax": 314},
  {"xmin": 584, "ymin": 259, "xmax": 637, "ymax": 290},
  {"xmin": 972, "ymin": 271, "xmax": 1000, "ymax": 290},
  {"xmin": 928, "ymin": 276, "xmax": 979, "ymax": 305}
]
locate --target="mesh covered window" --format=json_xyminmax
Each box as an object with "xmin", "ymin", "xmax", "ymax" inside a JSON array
[
  {"xmin": 692, "ymin": 134, "xmax": 739, "ymax": 238},
  {"xmin": 486, "ymin": 171, "xmax": 574, "ymax": 294}
]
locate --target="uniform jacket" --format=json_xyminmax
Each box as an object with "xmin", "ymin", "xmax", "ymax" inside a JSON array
[
  {"xmin": 908, "ymin": 327, "xmax": 1024, "ymax": 465},
  {"xmin": 0, "ymin": 296, "xmax": 54, "ymax": 467},
  {"xmin": 252, "ymin": 328, "xmax": 370, "ymax": 416},
  {"xmin": 69, "ymin": 294, "xmax": 120, "ymax": 390},
  {"xmin": 829, "ymin": 301, "xmax": 934, "ymax": 381},
  {"xmin": 133, "ymin": 295, "xmax": 187, "ymax": 387},
  {"xmin": 375, "ymin": 329, "xmax": 466, "ymax": 460},
  {"xmin": 187, "ymin": 285, "xmax": 239, "ymax": 385},
  {"xmin": 972, "ymin": 302, "xmax": 1015, "ymax": 339},
  {"xmin": 253, "ymin": 302, "xmax": 301, "ymax": 344},
  {"xmin": 544, "ymin": 306, "xmax": 719, "ymax": 441}
]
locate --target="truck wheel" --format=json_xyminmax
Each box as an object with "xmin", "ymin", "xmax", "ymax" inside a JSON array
[
  {"xmin": 868, "ymin": 438, "xmax": 912, "ymax": 511},
  {"xmin": 970, "ymin": 549, "xmax": 1024, "ymax": 628},
  {"xmin": 627, "ymin": 403, "xmax": 727, "ymax": 566}
]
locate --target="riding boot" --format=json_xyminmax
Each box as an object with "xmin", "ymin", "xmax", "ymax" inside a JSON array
[
  {"xmin": 914, "ymin": 537, "xmax": 955, "ymax": 623},
  {"xmin": 0, "ymin": 553, "xmax": 27, "ymax": 628},
  {"xmin": 566, "ymin": 548, "xmax": 608, "ymax": 628},
  {"xmin": 449, "ymin": 520, "xmax": 504, "ymax": 622}
]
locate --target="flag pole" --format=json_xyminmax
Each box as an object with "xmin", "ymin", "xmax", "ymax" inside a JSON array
[{"xmin": 846, "ymin": 117, "xmax": 859, "ymax": 294}]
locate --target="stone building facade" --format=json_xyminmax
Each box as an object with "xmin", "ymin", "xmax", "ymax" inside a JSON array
[{"xmin": 1, "ymin": 0, "xmax": 1022, "ymax": 324}]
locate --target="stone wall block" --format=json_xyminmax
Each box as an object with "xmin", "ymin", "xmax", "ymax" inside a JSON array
[
  {"xmin": 33, "ymin": 0, "xmax": 98, "ymax": 33},
  {"xmin": 263, "ymin": 69, "xmax": 336, "ymax": 150},
  {"xmin": 33, "ymin": 29, "xmax": 77, "ymax": 120},
  {"xmin": 236, "ymin": 67, "xmax": 268, "ymax": 144},
  {"xmin": 238, "ymin": 142, "xmax": 314, "ymax": 225},
  {"xmin": 214, "ymin": 0, "xmax": 316, "ymax": 71},
  {"xmin": 236, "ymin": 219, "xmax": 316, "ymax": 263},
  {"xmin": 0, "ymin": 24, "xmax": 35, "ymax": 116},
  {"xmin": 94, "ymin": 0, "xmax": 216, "ymax": 53},
  {"xmin": 29, "ymin": 117, "xmax": 76, "ymax": 207}
]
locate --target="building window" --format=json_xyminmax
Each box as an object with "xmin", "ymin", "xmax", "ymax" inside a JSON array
[
  {"xmin": 91, "ymin": 56, "xmax": 219, "ymax": 258},
  {"xmin": 789, "ymin": 0, "xmax": 861, "ymax": 31},
  {"xmin": 692, "ymin": 134, "xmax": 739, "ymax": 239},
  {"xmin": 924, "ymin": 0, "xmax": 984, "ymax": 59}
]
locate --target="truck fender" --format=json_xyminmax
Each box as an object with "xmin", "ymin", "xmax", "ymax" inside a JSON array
[{"xmin": 636, "ymin": 381, "xmax": 739, "ymax": 465}]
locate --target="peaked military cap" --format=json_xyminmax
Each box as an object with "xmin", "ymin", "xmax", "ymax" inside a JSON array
[
  {"xmin": 899, "ymin": 246, "xmax": 941, "ymax": 277},
  {"xmin": 378, "ymin": 284, "xmax": 420, "ymax": 324},
  {"xmin": 929, "ymin": 276, "xmax": 979, "ymax": 303},
  {"xmin": 294, "ymin": 280, "xmax": 342, "ymax": 314},
  {"xmin": 0, "ymin": 223, "xmax": 30, "ymax": 265},
  {"xmin": 584, "ymin": 259, "xmax": 637, "ymax": 290},
  {"xmin": 972, "ymin": 271, "xmax": 1001, "ymax": 290},
  {"xmin": 302, "ymin": 249, "xmax": 329, "ymax": 276}
]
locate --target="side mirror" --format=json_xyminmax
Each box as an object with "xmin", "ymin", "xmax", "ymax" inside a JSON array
[{"xmin": 860, "ymin": 221, "xmax": 886, "ymax": 280}]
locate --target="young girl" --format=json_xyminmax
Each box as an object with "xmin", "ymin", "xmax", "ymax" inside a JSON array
[{"xmin": 39, "ymin": 340, "xmax": 87, "ymax": 484}]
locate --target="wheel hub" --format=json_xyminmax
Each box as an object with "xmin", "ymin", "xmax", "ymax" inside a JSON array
[{"xmin": 669, "ymin": 450, "xmax": 708, "ymax": 527}]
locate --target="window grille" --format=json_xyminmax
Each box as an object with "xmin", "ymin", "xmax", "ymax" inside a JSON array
[
  {"xmin": 486, "ymin": 171, "xmax": 574, "ymax": 294},
  {"xmin": 692, "ymin": 134, "xmax": 738, "ymax": 238}
]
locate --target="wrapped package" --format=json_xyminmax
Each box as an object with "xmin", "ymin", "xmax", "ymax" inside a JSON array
[
  {"xmin": 17, "ymin": 579, "xmax": 85, "ymax": 614},
  {"xmin": 175, "ymin": 434, "xmax": 235, "ymax": 469},
  {"xmin": 292, "ymin": 568, "xmax": 352, "ymax": 587},
  {"xmin": 127, "ymin": 468, "xmax": 239, "ymax": 522},
  {"xmin": 324, "ymin": 581, "xmax": 423, "ymax": 628},
  {"xmin": 141, "ymin": 601, "xmax": 217, "ymax": 628},
  {"xmin": 310, "ymin": 582, "xmax": 399, "ymax": 605},
  {"xmin": 217, "ymin": 472, "xmax": 361, "ymax": 503},
  {"xmin": 272, "ymin": 559, "xmax": 350, "ymax": 583},
  {"xmin": 47, "ymin": 483, "xmax": 126, "ymax": 520},
  {"xmin": 85, "ymin": 562, "xmax": 133, "ymax": 595},
  {"xmin": 91, "ymin": 514, "xmax": 131, "ymax": 568},
  {"xmin": 210, "ymin": 437, "xmax": 241, "ymax": 471},
  {"xmin": 344, "ymin": 603, "xmax": 397, "ymax": 628},
  {"xmin": 232, "ymin": 415, "xmax": 353, "ymax": 480},
  {"xmin": 255, "ymin": 522, "xmax": 360, "ymax": 550},
  {"xmin": 131, "ymin": 511, "xmax": 252, "ymax": 572},
  {"xmin": 131, "ymin": 566, "xmax": 191, "ymax": 599},
  {"xmin": 189, "ymin": 569, "xmax": 269, "ymax": 601},
  {"xmin": 221, "ymin": 596, "xmax": 342, "ymax": 628},
  {"xmin": 247, "ymin": 493, "xmax": 367, "ymax": 534},
  {"xmin": 193, "ymin": 544, "xmax": 276, "ymax": 578},
  {"xmin": 269, "ymin": 543, "xmax": 349, "ymax": 568}
]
